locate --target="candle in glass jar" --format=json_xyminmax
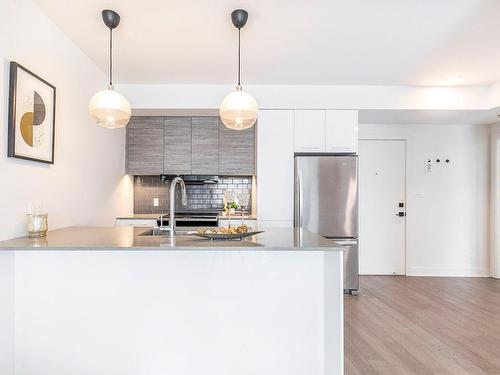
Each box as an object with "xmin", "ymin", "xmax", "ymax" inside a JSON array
[
  {"xmin": 27, "ymin": 213, "xmax": 48, "ymax": 238},
  {"xmin": 27, "ymin": 202, "xmax": 48, "ymax": 238}
]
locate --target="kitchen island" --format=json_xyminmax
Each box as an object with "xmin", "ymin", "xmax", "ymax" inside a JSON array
[{"xmin": 0, "ymin": 226, "xmax": 344, "ymax": 375}]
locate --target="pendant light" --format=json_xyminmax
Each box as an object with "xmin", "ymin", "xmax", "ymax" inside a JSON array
[
  {"xmin": 89, "ymin": 9, "xmax": 131, "ymax": 129},
  {"xmin": 219, "ymin": 9, "xmax": 258, "ymax": 130}
]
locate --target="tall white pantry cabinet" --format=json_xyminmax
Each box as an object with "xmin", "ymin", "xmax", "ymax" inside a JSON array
[{"xmin": 257, "ymin": 109, "xmax": 358, "ymax": 227}]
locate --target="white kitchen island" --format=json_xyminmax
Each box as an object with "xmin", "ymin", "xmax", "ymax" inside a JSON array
[{"xmin": 0, "ymin": 227, "xmax": 344, "ymax": 375}]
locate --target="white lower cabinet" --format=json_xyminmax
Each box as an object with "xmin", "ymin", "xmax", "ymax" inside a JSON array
[
  {"xmin": 218, "ymin": 218, "xmax": 257, "ymax": 228},
  {"xmin": 115, "ymin": 218, "xmax": 157, "ymax": 227},
  {"xmin": 257, "ymin": 220, "xmax": 293, "ymax": 228},
  {"xmin": 257, "ymin": 110, "xmax": 295, "ymax": 223}
]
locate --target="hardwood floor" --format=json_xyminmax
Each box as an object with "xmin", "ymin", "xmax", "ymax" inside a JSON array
[{"xmin": 345, "ymin": 276, "xmax": 500, "ymax": 375}]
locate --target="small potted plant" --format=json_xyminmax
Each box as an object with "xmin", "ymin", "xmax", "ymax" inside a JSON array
[{"xmin": 227, "ymin": 201, "xmax": 239, "ymax": 215}]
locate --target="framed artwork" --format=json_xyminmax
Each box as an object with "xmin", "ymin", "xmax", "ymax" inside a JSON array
[{"xmin": 8, "ymin": 62, "xmax": 56, "ymax": 164}]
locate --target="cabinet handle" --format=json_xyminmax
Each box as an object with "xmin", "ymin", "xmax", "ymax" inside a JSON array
[{"xmin": 298, "ymin": 170, "xmax": 303, "ymax": 228}]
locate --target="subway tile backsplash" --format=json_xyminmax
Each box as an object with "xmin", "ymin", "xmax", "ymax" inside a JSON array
[{"xmin": 134, "ymin": 175, "xmax": 253, "ymax": 214}]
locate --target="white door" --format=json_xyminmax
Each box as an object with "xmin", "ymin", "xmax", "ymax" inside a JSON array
[{"xmin": 359, "ymin": 140, "xmax": 406, "ymax": 275}]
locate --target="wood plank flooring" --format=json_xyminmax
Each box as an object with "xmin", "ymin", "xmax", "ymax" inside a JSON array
[{"xmin": 345, "ymin": 276, "xmax": 500, "ymax": 375}]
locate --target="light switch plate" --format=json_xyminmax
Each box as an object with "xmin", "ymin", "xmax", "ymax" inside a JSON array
[
  {"xmin": 425, "ymin": 160, "xmax": 432, "ymax": 174},
  {"xmin": 153, "ymin": 198, "xmax": 159, "ymax": 207}
]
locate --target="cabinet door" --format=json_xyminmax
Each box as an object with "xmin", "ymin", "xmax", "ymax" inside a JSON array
[
  {"xmin": 192, "ymin": 117, "xmax": 219, "ymax": 175},
  {"xmin": 294, "ymin": 110, "xmax": 325, "ymax": 152},
  {"xmin": 164, "ymin": 117, "xmax": 192, "ymax": 174},
  {"xmin": 325, "ymin": 110, "xmax": 358, "ymax": 153},
  {"xmin": 219, "ymin": 218, "xmax": 256, "ymax": 228},
  {"xmin": 257, "ymin": 220, "xmax": 293, "ymax": 228},
  {"xmin": 115, "ymin": 219, "xmax": 157, "ymax": 227},
  {"xmin": 126, "ymin": 117, "xmax": 164, "ymax": 175},
  {"xmin": 257, "ymin": 110, "xmax": 294, "ymax": 221},
  {"xmin": 219, "ymin": 120, "xmax": 255, "ymax": 175}
]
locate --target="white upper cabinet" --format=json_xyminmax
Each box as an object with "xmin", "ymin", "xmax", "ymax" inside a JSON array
[
  {"xmin": 294, "ymin": 110, "xmax": 325, "ymax": 152},
  {"xmin": 293, "ymin": 110, "xmax": 358, "ymax": 153},
  {"xmin": 257, "ymin": 110, "xmax": 294, "ymax": 224},
  {"xmin": 325, "ymin": 110, "xmax": 358, "ymax": 153}
]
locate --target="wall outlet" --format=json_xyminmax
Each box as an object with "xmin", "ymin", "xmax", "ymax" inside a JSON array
[{"xmin": 153, "ymin": 198, "xmax": 159, "ymax": 207}]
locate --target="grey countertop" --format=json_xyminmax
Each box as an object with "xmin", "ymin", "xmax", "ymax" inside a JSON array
[
  {"xmin": 116, "ymin": 214, "xmax": 258, "ymax": 220},
  {"xmin": 0, "ymin": 226, "xmax": 342, "ymax": 251},
  {"xmin": 218, "ymin": 215, "xmax": 258, "ymax": 220}
]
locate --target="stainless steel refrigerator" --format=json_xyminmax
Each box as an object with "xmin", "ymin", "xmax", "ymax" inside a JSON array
[{"xmin": 294, "ymin": 155, "xmax": 359, "ymax": 293}]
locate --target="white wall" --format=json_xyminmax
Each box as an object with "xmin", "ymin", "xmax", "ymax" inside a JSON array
[
  {"xmin": 486, "ymin": 79, "xmax": 500, "ymax": 109},
  {"xmin": 0, "ymin": 0, "xmax": 133, "ymax": 241},
  {"xmin": 360, "ymin": 124, "xmax": 490, "ymax": 277},
  {"xmin": 117, "ymin": 83, "xmax": 490, "ymax": 111},
  {"xmin": 491, "ymin": 123, "xmax": 500, "ymax": 278}
]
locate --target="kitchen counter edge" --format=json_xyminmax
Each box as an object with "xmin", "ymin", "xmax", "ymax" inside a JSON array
[{"xmin": 0, "ymin": 226, "xmax": 344, "ymax": 252}]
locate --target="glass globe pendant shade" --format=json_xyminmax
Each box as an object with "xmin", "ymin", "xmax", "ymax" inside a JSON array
[
  {"xmin": 89, "ymin": 88, "xmax": 131, "ymax": 129},
  {"xmin": 219, "ymin": 86, "xmax": 258, "ymax": 130}
]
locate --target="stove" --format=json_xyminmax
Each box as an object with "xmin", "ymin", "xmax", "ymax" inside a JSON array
[{"xmin": 156, "ymin": 211, "xmax": 219, "ymax": 227}]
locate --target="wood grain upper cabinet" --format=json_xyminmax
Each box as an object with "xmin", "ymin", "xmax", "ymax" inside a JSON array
[
  {"xmin": 294, "ymin": 110, "xmax": 325, "ymax": 152},
  {"xmin": 218, "ymin": 120, "xmax": 256, "ymax": 175},
  {"xmin": 325, "ymin": 110, "xmax": 358, "ymax": 153},
  {"xmin": 127, "ymin": 116, "xmax": 255, "ymax": 176},
  {"xmin": 191, "ymin": 117, "xmax": 219, "ymax": 175},
  {"xmin": 126, "ymin": 117, "xmax": 164, "ymax": 175},
  {"xmin": 164, "ymin": 117, "xmax": 192, "ymax": 175}
]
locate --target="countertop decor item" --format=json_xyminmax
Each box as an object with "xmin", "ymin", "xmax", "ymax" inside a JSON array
[
  {"xmin": 89, "ymin": 9, "xmax": 131, "ymax": 129},
  {"xmin": 8, "ymin": 62, "xmax": 56, "ymax": 164},
  {"xmin": 219, "ymin": 9, "xmax": 258, "ymax": 130},
  {"xmin": 27, "ymin": 213, "xmax": 48, "ymax": 238},
  {"xmin": 227, "ymin": 201, "xmax": 238, "ymax": 215},
  {"xmin": 237, "ymin": 192, "xmax": 250, "ymax": 224},
  {"xmin": 223, "ymin": 190, "xmax": 235, "ymax": 224},
  {"xmin": 194, "ymin": 230, "xmax": 264, "ymax": 241},
  {"xmin": 26, "ymin": 202, "xmax": 48, "ymax": 238},
  {"xmin": 195, "ymin": 224, "xmax": 260, "ymax": 241}
]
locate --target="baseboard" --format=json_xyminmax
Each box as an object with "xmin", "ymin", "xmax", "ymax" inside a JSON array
[{"xmin": 406, "ymin": 267, "xmax": 490, "ymax": 277}]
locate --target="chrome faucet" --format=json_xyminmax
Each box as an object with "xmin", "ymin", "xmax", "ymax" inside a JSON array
[{"xmin": 169, "ymin": 176, "xmax": 187, "ymax": 232}]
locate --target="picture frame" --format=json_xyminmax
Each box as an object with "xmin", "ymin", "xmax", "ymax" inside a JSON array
[{"xmin": 8, "ymin": 62, "xmax": 56, "ymax": 164}]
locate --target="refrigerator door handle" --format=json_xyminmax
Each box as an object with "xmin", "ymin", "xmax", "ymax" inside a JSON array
[{"xmin": 298, "ymin": 170, "xmax": 303, "ymax": 228}]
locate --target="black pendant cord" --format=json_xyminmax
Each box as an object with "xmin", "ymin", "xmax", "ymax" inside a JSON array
[
  {"xmin": 109, "ymin": 28, "xmax": 113, "ymax": 87},
  {"xmin": 237, "ymin": 28, "xmax": 241, "ymax": 86}
]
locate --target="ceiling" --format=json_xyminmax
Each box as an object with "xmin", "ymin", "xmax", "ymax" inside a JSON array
[{"xmin": 35, "ymin": 0, "xmax": 500, "ymax": 86}]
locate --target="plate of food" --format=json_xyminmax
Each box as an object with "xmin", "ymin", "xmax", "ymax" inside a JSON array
[{"xmin": 194, "ymin": 225, "xmax": 263, "ymax": 240}]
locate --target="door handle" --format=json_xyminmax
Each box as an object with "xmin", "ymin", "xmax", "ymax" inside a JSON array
[
  {"xmin": 298, "ymin": 170, "xmax": 303, "ymax": 228},
  {"xmin": 396, "ymin": 212, "xmax": 406, "ymax": 217}
]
